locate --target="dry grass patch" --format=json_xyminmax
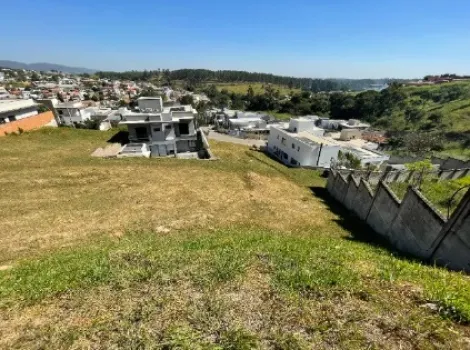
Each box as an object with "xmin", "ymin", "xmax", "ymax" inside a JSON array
[
  {"xmin": 1, "ymin": 128, "xmax": 470, "ymax": 348},
  {"xmin": 0, "ymin": 129, "xmax": 327, "ymax": 263}
]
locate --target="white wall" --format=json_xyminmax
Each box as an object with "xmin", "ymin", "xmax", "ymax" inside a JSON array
[
  {"xmin": 138, "ymin": 98, "xmax": 162, "ymax": 112},
  {"xmin": 268, "ymin": 128, "xmax": 339, "ymax": 168},
  {"xmin": 0, "ymin": 107, "xmax": 38, "ymax": 123},
  {"xmin": 289, "ymin": 119, "xmax": 316, "ymax": 133},
  {"xmin": 57, "ymin": 108, "xmax": 91, "ymax": 125}
]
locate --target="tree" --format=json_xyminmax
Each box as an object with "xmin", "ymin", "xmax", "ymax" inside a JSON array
[
  {"xmin": 31, "ymin": 72, "xmax": 40, "ymax": 81},
  {"xmin": 404, "ymin": 107, "xmax": 425, "ymax": 124},
  {"xmin": 140, "ymin": 88, "xmax": 159, "ymax": 97},
  {"xmin": 336, "ymin": 150, "xmax": 362, "ymax": 169},
  {"xmin": 180, "ymin": 94, "xmax": 194, "ymax": 105},
  {"xmin": 403, "ymin": 132, "xmax": 443, "ymax": 155},
  {"xmin": 246, "ymin": 85, "xmax": 255, "ymax": 100},
  {"xmin": 428, "ymin": 111, "xmax": 443, "ymax": 124}
]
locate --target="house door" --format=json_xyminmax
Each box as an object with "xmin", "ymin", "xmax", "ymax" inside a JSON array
[
  {"xmin": 135, "ymin": 127, "xmax": 148, "ymax": 140},
  {"xmin": 158, "ymin": 145, "xmax": 167, "ymax": 156}
]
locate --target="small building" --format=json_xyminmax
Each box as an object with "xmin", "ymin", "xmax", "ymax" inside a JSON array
[
  {"xmin": 55, "ymin": 101, "xmax": 93, "ymax": 126},
  {"xmin": 268, "ymin": 124, "xmax": 340, "ymax": 168},
  {"xmin": 0, "ymin": 72, "xmax": 4, "ymax": 81},
  {"xmin": 339, "ymin": 128, "xmax": 362, "ymax": 141},
  {"xmin": 119, "ymin": 97, "xmax": 203, "ymax": 158},
  {"xmin": 340, "ymin": 147, "xmax": 390, "ymax": 167},
  {"xmin": 339, "ymin": 119, "xmax": 370, "ymax": 130},
  {"xmin": 0, "ymin": 99, "xmax": 39, "ymax": 124},
  {"xmin": 288, "ymin": 118, "xmax": 323, "ymax": 135}
]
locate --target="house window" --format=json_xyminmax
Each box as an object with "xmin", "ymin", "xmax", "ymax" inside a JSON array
[
  {"xmin": 281, "ymin": 137, "xmax": 286, "ymax": 145},
  {"xmin": 297, "ymin": 146, "xmax": 300, "ymax": 151},
  {"xmin": 283, "ymin": 152, "xmax": 288, "ymax": 160},
  {"xmin": 293, "ymin": 127, "xmax": 297, "ymax": 132},
  {"xmin": 58, "ymin": 110, "xmax": 63, "ymax": 115},
  {"xmin": 153, "ymin": 127, "xmax": 161, "ymax": 132},
  {"xmin": 8, "ymin": 115, "xmax": 16, "ymax": 121},
  {"xmin": 179, "ymin": 122, "xmax": 190, "ymax": 135},
  {"xmin": 165, "ymin": 124, "xmax": 172, "ymax": 130},
  {"xmin": 292, "ymin": 143, "xmax": 295, "ymax": 149},
  {"xmin": 290, "ymin": 157, "xmax": 298, "ymax": 165},
  {"xmin": 277, "ymin": 135, "xmax": 279, "ymax": 139}
]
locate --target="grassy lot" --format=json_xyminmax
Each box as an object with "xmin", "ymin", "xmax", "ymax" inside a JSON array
[
  {"xmin": 1, "ymin": 128, "xmax": 470, "ymax": 349},
  {"xmin": 214, "ymin": 82, "xmax": 300, "ymax": 96}
]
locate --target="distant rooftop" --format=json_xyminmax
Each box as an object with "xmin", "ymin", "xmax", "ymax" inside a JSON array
[
  {"xmin": 56, "ymin": 101, "xmax": 84, "ymax": 109},
  {"xmin": 297, "ymin": 131, "xmax": 339, "ymax": 147},
  {"xmin": 0, "ymin": 99, "xmax": 37, "ymax": 114}
]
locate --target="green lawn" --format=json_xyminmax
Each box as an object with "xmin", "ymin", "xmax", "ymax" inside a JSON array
[
  {"xmin": 1, "ymin": 128, "xmax": 470, "ymax": 349},
  {"xmin": 214, "ymin": 82, "xmax": 300, "ymax": 96}
]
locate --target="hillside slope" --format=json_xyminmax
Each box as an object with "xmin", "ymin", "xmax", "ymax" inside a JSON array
[
  {"xmin": 0, "ymin": 128, "xmax": 470, "ymax": 348},
  {"xmin": 0, "ymin": 60, "xmax": 96, "ymax": 74}
]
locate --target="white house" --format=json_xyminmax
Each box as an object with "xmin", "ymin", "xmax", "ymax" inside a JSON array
[
  {"xmin": 55, "ymin": 101, "xmax": 93, "ymax": 126},
  {"xmin": 0, "ymin": 99, "xmax": 39, "ymax": 124},
  {"xmin": 119, "ymin": 97, "xmax": 201, "ymax": 158},
  {"xmin": 268, "ymin": 118, "xmax": 340, "ymax": 168},
  {"xmin": 0, "ymin": 72, "xmax": 5, "ymax": 82},
  {"xmin": 0, "ymin": 88, "xmax": 9, "ymax": 100}
]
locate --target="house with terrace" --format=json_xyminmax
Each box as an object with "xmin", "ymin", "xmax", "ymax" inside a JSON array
[{"xmin": 118, "ymin": 97, "xmax": 205, "ymax": 158}]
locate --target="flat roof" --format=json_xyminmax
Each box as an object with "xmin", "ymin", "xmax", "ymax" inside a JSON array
[
  {"xmin": 56, "ymin": 101, "xmax": 84, "ymax": 108},
  {"xmin": 0, "ymin": 99, "xmax": 38, "ymax": 114},
  {"xmin": 297, "ymin": 131, "xmax": 339, "ymax": 146}
]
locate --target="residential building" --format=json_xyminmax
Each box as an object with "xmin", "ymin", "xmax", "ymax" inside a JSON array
[
  {"xmin": 0, "ymin": 88, "xmax": 9, "ymax": 99},
  {"xmin": 55, "ymin": 101, "xmax": 93, "ymax": 126},
  {"xmin": 119, "ymin": 97, "xmax": 201, "ymax": 157},
  {"xmin": 0, "ymin": 72, "xmax": 4, "ymax": 81},
  {"xmin": 268, "ymin": 118, "xmax": 339, "ymax": 167},
  {"xmin": 0, "ymin": 99, "xmax": 39, "ymax": 124}
]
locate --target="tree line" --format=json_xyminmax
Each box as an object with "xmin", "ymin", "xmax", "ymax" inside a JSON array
[{"xmin": 93, "ymin": 69, "xmax": 394, "ymax": 92}]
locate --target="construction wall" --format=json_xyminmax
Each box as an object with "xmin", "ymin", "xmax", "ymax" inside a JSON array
[
  {"xmin": 0, "ymin": 111, "xmax": 56, "ymax": 136},
  {"xmin": 327, "ymin": 171, "xmax": 470, "ymax": 272}
]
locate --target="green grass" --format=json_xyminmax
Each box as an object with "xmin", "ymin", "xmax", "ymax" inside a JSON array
[
  {"xmin": 1, "ymin": 128, "xmax": 470, "ymax": 348},
  {"xmin": 389, "ymin": 176, "xmax": 470, "ymax": 215},
  {"xmin": 213, "ymin": 82, "xmax": 300, "ymax": 96}
]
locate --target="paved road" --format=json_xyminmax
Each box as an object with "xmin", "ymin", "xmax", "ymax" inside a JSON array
[{"xmin": 205, "ymin": 129, "xmax": 267, "ymax": 147}]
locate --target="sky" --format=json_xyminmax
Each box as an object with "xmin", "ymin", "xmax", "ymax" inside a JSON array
[{"xmin": 2, "ymin": 0, "xmax": 470, "ymax": 78}]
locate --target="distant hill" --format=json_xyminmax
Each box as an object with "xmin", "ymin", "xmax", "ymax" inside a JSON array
[{"xmin": 0, "ymin": 60, "xmax": 95, "ymax": 74}]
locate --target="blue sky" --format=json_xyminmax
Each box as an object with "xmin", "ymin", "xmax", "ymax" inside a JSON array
[{"xmin": 2, "ymin": 0, "xmax": 470, "ymax": 78}]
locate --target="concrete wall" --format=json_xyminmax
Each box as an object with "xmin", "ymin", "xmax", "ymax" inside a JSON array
[
  {"xmin": 431, "ymin": 189, "xmax": 470, "ymax": 271},
  {"xmin": 388, "ymin": 188, "xmax": 446, "ymax": 259},
  {"xmin": 325, "ymin": 172, "xmax": 470, "ymax": 272},
  {"xmin": 366, "ymin": 183, "xmax": 401, "ymax": 238},
  {"xmin": 0, "ymin": 111, "xmax": 55, "ymax": 136}
]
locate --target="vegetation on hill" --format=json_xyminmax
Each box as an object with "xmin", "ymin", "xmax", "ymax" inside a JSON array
[
  {"xmin": 1, "ymin": 128, "xmax": 470, "ymax": 348},
  {"xmin": 95, "ymin": 68, "xmax": 395, "ymax": 92},
  {"xmin": 389, "ymin": 176, "xmax": 470, "ymax": 216},
  {"xmin": 200, "ymin": 80, "xmax": 470, "ymax": 157}
]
